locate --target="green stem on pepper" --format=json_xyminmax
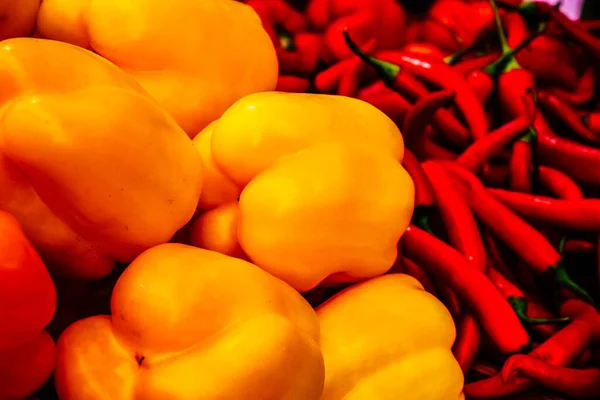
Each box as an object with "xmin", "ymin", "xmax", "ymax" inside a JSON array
[{"xmin": 508, "ymin": 296, "xmax": 571, "ymax": 325}]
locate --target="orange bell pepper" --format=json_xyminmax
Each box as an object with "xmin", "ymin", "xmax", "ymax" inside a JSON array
[
  {"xmin": 0, "ymin": 38, "xmax": 203, "ymax": 280},
  {"xmin": 317, "ymin": 274, "xmax": 465, "ymax": 399},
  {"xmin": 0, "ymin": 211, "xmax": 56, "ymax": 400},
  {"xmin": 37, "ymin": 0, "xmax": 278, "ymax": 137},
  {"xmin": 194, "ymin": 92, "xmax": 414, "ymax": 292},
  {"xmin": 54, "ymin": 244, "xmax": 325, "ymax": 399},
  {"xmin": 189, "ymin": 202, "xmax": 247, "ymax": 259},
  {"xmin": 0, "ymin": 0, "xmax": 40, "ymax": 41}
]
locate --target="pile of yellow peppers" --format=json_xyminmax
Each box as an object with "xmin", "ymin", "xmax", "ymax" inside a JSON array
[{"xmin": 0, "ymin": 0, "xmax": 464, "ymax": 399}]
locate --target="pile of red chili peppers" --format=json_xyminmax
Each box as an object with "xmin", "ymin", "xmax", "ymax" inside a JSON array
[{"xmin": 245, "ymin": 0, "xmax": 600, "ymax": 398}]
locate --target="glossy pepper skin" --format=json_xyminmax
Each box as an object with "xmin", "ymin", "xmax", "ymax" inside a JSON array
[
  {"xmin": 54, "ymin": 244, "xmax": 325, "ymax": 400},
  {"xmin": 0, "ymin": 0, "xmax": 40, "ymax": 40},
  {"xmin": 202, "ymin": 92, "xmax": 414, "ymax": 292},
  {"xmin": 306, "ymin": 0, "xmax": 406, "ymax": 61},
  {"xmin": 0, "ymin": 211, "xmax": 56, "ymax": 400},
  {"xmin": 0, "ymin": 38, "xmax": 203, "ymax": 280},
  {"xmin": 37, "ymin": 0, "xmax": 278, "ymax": 137},
  {"xmin": 317, "ymin": 274, "xmax": 465, "ymax": 400}
]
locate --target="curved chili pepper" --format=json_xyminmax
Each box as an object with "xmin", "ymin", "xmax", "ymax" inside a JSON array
[
  {"xmin": 276, "ymin": 75, "xmax": 311, "ymax": 93},
  {"xmin": 440, "ymin": 161, "xmax": 594, "ymax": 304},
  {"xmin": 423, "ymin": 161, "xmax": 487, "ymax": 272},
  {"xmin": 357, "ymin": 82, "xmax": 412, "ymax": 125},
  {"xmin": 547, "ymin": 67, "xmax": 595, "ymax": 106},
  {"xmin": 537, "ymin": 115, "xmax": 600, "ymax": 185},
  {"xmin": 538, "ymin": 166, "xmax": 583, "ymax": 200},
  {"xmin": 402, "ymin": 90, "xmax": 456, "ymax": 144},
  {"xmin": 465, "ymin": 299, "xmax": 598, "ymax": 398},
  {"xmin": 503, "ymin": 355, "xmax": 600, "ymax": 398},
  {"xmin": 401, "ymin": 149, "xmax": 435, "ymax": 227},
  {"xmin": 488, "ymin": 189, "xmax": 600, "ymax": 231},
  {"xmin": 401, "ymin": 257, "xmax": 439, "ymax": 296},
  {"xmin": 537, "ymin": 92, "xmax": 600, "ymax": 145},
  {"xmin": 401, "ymin": 225, "xmax": 531, "ymax": 355},
  {"xmin": 457, "ymin": 115, "xmax": 531, "ymax": 171},
  {"xmin": 452, "ymin": 314, "xmax": 481, "ymax": 374},
  {"xmin": 488, "ymin": 266, "xmax": 569, "ymax": 326},
  {"xmin": 344, "ymin": 31, "xmax": 489, "ymax": 140}
]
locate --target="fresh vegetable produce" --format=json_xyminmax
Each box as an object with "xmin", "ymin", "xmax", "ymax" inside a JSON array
[
  {"xmin": 54, "ymin": 245, "xmax": 325, "ymax": 399},
  {"xmin": 4, "ymin": 0, "xmax": 600, "ymax": 398},
  {"xmin": 0, "ymin": 211, "xmax": 56, "ymax": 400},
  {"xmin": 0, "ymin": 38, "xmax": 202, "ymax": 280},
  {"xmin": 37, "ymin": 0, "xmax": 278, "ymax": 136},
  {"xmin": 316, "ymin": 274, "xmax": 464, "ymax": 399}
]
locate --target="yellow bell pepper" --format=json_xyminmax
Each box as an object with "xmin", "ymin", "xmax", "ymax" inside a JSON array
[
  {"xmin": 37, "ymin": 0, "xmax": 278, "ymax": 137},
  {"xmin": 317, "ymin": 274, "xmax": 465, "ymax": 400},
  {"xmin": 0, "ymin": 38, "xmax": 202, "ymax": 280},
  {"xmin": 195, "ymin": 92, "xmax": 414, "ymax": 292},
  {"xmin": 189, "ymin": 201, "xmax": 246, "ymax": 259},
  {"xmin": 0, "ymin": 0, "xmax": 40, "ymax": 41},
  {"xmin": 54, "ymin": 244, "xmax": 325, "ymax": 399}
]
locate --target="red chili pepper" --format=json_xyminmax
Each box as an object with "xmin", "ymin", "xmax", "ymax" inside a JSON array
[
  {"xmin": 457, "ymin": 114, "xmax": 531, "ymax": 172},
  {"xmin": 464, "ymin": 19, "xmax": 546, "ymax": 103},
  {"xmin": 465, "ymin": 299, "xmax": 599, "ymax": 398},
  {"xmin": 453, "ymin": 52, "xmax": 501, "ymax": 77},
  {"xmin": 276, "ymin": 75, "xmax": 311, "ymax": 93},
  {"xmin": 452, "ymin": 313, "xmax": 481, "ymax": 374},
  {"xmin": 581, "ymin": 111, "xmax": 600, "ymax": 135},
  {"xmin": 248, "ymin": 0, "xmax": 322, "ymax": 76},
  {"xmin": 314, "ymin": 40, "xmax": 376, "ymax": 97},
  {"xmin": 502, "ymin": 355, "xmax": 600, "ymax": 398},
  {"xmin": 537, "ymin": 92, "xmax": 600, "ymax": 145},
  {"xmin": 419, "ymin": 18, "xmax": 463, "ymax": 53},
  {"xmin": 538, "ymin": 166, "xmax": 583, "ymax": 200},
  {"xmin": 509, "ymin": 138, "xmax": 533, "ymax": 193},
  {"xmin": 402, "ymin": 90, "xmax": 456, "ymax": 144},
  {"xmin": 440, "ymin": 161, "xmax": 594, "ymax": 304},
  {"xmin": 344, "ymin": 32, "xmax": 488, "ymax": 140},
  {"xmin": 401, "ymin": 257, "xmax": 439, "ymax": 296},
  {"xmin": 488, "ymin": 189, "xmax": 600, "ymax": 231},
  {"xmin": 562, "ymin": 239, "xmax": 595, "ymax": 255},
  {"xmin": 537, "ymin": 116, "xmax": 600, "ymax": 185},
  {"xmin": 401, "ymin": 42, "xmax": 446, "ymax": 60},
  {"xmin": 488, "ymin": 266, "xmax": 569, "ymax": 327},
  {"xmin": 529, "ymin": 1, "xmax": 600, "ymax": 59},
  {"xmin": 357, "ymin": 82, "xmax": 412, "ymax": 125},
  {"xmin": 306, "ymin": 0, "xmax": 407, "ymax": 61},
  {"xmin": 411, "ymin": 129, "xmax": 459, "ymax": 161},
  {"xmin": 481, "ymin": 164, "xmax": 509, "ymax": 187},
  {"xmin": 505, "ymin": 11, "xmax": 578, "ymax": 89},
  {"xmin": 401, "ymin": 149, "xmax": 435, "ymax": 211},
  {"xmin": 423, "ymin": 161, "xmax": 487, "ymax": 272},
  {"xmin": 547, "ymin": 67, "xmax": 595, "ymax": 106},
  {"xmin": 402, "ymin": 225, "xmax": 530, "ymax": 354},
  {"xmin": 482, "ymin": 229, "xmax": 517, "ymax": 281}
]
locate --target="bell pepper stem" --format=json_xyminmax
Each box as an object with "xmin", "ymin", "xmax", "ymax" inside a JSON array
[
  {"xmin": 343, "ymin": 30, "xmax": 399, "ymax": 86},
  {"xmin": 549, "ymin": 262, "xmax": 595, "ymax": 305},
  {"xmin": 507, "ymin": 296, "xmax": 571, "ymax": 325}
]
